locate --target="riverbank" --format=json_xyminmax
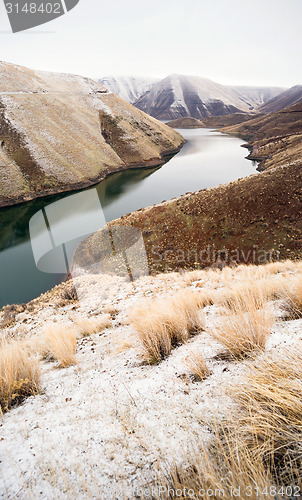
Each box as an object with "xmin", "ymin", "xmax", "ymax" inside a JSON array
[
  {"xmin": 0, "ymin": 145, "xmax": 184, "ymax": 209},
  {"xmin": 220, "ymin": 101, "xmax": 302, "ymax": 170},
  {"xmin": 75, "ymin": 160, "xmax": 302, "ymax": 274}
]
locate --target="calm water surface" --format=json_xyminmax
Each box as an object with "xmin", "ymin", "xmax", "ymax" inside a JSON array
[{"xmin": 0, "ymin": 128, "xmax": 256, "ymax": 307}]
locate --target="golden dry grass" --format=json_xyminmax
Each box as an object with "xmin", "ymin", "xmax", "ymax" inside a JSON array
[
  {"xmin": 130, "ymin": 290, "xmax": 205, "ymax": 364},
  {"xmin": 215, "ymin": 279, "xmax": 280, "ymax": 312},
  {"xmin": 183, "ymin": 347, "xmax": 209, "ymax": 381},
  {"xmin": 212, "ymin": 302, "xmax": 274, "ymax": 358},
  {"xmin": 158, "ymin": 348, "xmax": 302, "ymax": 498},
  {"xmin": 281, "ymin": 275, "xmax": 302, "ymax": 319},
  {"xmin": 182, "ymin": 269, "xmax": 206, "ymax": 285},
  {"xmin": 0, "ymin": 340, "xmax": 40, "ymax": 413},
  {"xmin": 231, "ymin": 349, "xmax": 302, "ymax": 484},
  {"xmin": 161, "ymin": 434, "xmax": 273, "ymax": 500},
  {"xmin": 36, "ymin": 323, "xmax": 77, "ymax": 367},
  {"xmin": 73, "ymin": 314, "xmax": 111, "ymax": 337}
]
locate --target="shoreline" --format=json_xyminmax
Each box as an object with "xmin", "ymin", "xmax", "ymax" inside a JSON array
[{"xmin": 0, "ymin": 142, "xmax": 186, "ymax": 210}]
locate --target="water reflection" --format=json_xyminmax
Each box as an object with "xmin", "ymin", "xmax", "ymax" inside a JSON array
[{"xmin": 0, "ymin": 129, "xmax": 257, "ymax": 306}]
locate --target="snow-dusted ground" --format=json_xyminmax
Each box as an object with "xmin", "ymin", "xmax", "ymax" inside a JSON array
[{"xmin": 0, "ymin": 269, "xmax": 301, "ymax": 499}]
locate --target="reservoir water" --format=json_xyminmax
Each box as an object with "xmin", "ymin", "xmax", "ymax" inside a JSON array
[{"xmin": 0, "ymin": 128, "xmax": 257, "ymax": 307}]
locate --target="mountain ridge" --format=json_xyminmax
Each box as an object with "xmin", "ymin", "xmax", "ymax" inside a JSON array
[
  {"xmin": 0, "ymin": 62, "xmax": 184, "ymax": 208},
  {"xmin": 257, "ymin": 85, "xmax": 302, "ymax": 114},
  {"xmin": 99, "ymin": 74, "xmax": 286, "ymax": 120}
]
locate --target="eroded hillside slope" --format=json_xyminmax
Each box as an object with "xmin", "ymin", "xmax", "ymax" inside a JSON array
[
  {"xmin": 75, "ymin": 162, "xmax": 302, "ymax": 273},
  {"xmin": 221, "ymin": 102, "xmax": 302, "ymax": 170},
  {"xmin": 0, "ymin": 62, "xmax": 184, "ymax": 207}
]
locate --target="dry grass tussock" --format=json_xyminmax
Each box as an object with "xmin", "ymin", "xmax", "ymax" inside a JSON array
[
  {"xmin": 182, "ymin": 269, "xmax": 207, "ymax": 285},
  {"xmin": 281, "ymin": 275, "xmax": 302, "ymax": 319},
  {"xmin": 161, "ymin": 434, "xmax": 274, "ymax": 500},
  {"xmin": 218, "ymin": 260, "xmax": 299, "ymax": 284},
  {"xmin": 0, "ymin": 340, "xmax": 40, "ymax": 413},
  {"xmin": 158, "ymin": 348, "xmax": 302, "ymax": 498},
  {"xmin": 215, "ymin": 279, "xmax": 282, "ymax": 312},
  {"xmin": 183, "ymin": 347, "xmax": 209, "ymax": 381},
  {"xmin": 34, "ymin": 323, "xmax": 78, "ymax": 367},
  {"xmin": 129, "ymin": 290, "xmax": 206, "ymax": 364},
  {"xmin": 212, "ymin": 298, "xmax": 274, "ymax": 358},
  {"xmin": 73, "ymin": 314, "xmax": 111, "ymax": 337},
  {"xmin": 231, "ymin": 349, "xmax": 302, "ymax": 485}
]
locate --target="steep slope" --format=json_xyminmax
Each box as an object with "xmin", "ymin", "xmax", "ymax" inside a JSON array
[
  {"xmin": 75, "ymin": 161, "xmax": 302, "ymax": 273},
  {"xmin": 221, "ymin": 101, "xmax": 302, "ymax": 170},
  {"xmin": 133, "ymin": 74, "xmax": 285, "ymax": 120},
  {"xmin": 98, "ymin": 76, "xmax": 158, "ymax": 104},
  {"xmin": 257, "ymin": 85, "xmax": 302, "ymax": 114},
  {"xmin": 0, "ymin": 62, "xmax": 184, "ymax": 208},
  {"xmin": 230, "ymin": 85, "xmax": 286, "ymax": 110}
]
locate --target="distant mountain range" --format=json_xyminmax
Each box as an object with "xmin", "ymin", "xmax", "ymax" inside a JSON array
[
  {"xmin": 257, "ymin": 85, "xmax": 302, "ymax": 114},
  {"xmin": 99, "ymin": 74, "xmax": 285, "ymax": 120}
]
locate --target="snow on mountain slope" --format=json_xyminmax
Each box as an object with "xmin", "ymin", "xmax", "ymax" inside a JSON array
[
  {"xmin": 229, "ymin": 85, "xmax": 286, "ymax": 111},
  {"xmin": 98, "ymin": 76, "xmax": 158, "ymax": 104},
  {"xmin": 134, "ymin": 74, "xmax": 244, "ymax": 119},
  {"xmin": 134, "ymin": 75, "xmax": 286, "ymax": 120},
  {"xmin": 257, "ymin": 85, "xmax": 302, "ymax": 114},
  {"xmin": 100, "ymin": 74, "xmax": 286, "ymax": 120}
]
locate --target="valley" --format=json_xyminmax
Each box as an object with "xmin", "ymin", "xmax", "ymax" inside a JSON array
[
  {"xmin": 100, "ymin": 74, "xmax": 285, "ymax": 120},
  {"xmin": 0, "ymin": 61, "xmax": 301, "ymax": 500}
]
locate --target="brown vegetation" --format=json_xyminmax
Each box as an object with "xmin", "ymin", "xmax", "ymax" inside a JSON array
[
  {"xmin": 129, "ymin": 290, "xmax": 205, "ymax": 364},
  {"xmin": 222, "ymin": 101, "xmax": 302, "ymax": 170},
  {"xmin": 76, "ymin": 161, "xmax": 302, "ymax": 274},
  {"xmin": 36, "ymin": 323, "xmax": 77, "ymax": 367},
  {"xmin": 0, "ymin": 341, "xmax": 40, "ymax": 413}
]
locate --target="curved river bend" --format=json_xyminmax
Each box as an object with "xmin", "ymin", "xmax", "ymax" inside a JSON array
[{"xmin": 0, "ymin": 128, "xmax": 256, "ymax": 307}]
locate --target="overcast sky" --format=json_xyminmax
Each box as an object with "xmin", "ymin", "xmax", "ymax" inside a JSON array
[{"xmin": 0, "ymin": 0, "xmax": 301, "ymax": 87}]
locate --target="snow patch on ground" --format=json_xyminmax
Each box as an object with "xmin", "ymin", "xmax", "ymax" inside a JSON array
[{"xmin": 0, "ymin": 269, "xmax": 301, "ymax": 498}]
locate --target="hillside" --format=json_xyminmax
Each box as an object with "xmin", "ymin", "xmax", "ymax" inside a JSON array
[
  {"xmin": 202, "ymin": 112, "xmax": 256, "ymax": 128},
  {"xmin": 222, "ymin": 101, "xmax": 302, "ymax": 170},
  {"xmin": 258, "ymin": 85, "xmax": 302, "ymax": 114},
  {"xmin": 102, "ymin": 75, "xmax": 285, "ymax": 119},
  {"xmin": 98, "ymin": 76, "xmax": 158, "ymax": 104},
  {"xmin": 75, "ymin": 161, "xmax": 302, "ymax": 275},
  {"xmin": 0, "ymin": 62, "xmax": 184, "ymax": 208},
  {"xmin": 134, "ymin": 75, "xmax": 284, "ymax": 120},
  {"xmin": 102, "ymin": 74, "xmax": 285, "ymax": 120},
  {"xmin": 166, "ymin": 113, "xmax": 256, "ymax": 129},
  {"xmin": 1, "ymin": 259, "xmax": 302, "ymax": 498},
  {"xmin": 166, "ymin": 117, "xmax": 204, "ymax": 128}
]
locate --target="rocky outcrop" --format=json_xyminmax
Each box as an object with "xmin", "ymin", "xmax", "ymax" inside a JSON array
[{"xmin": 0, "ymin": 62, "xmax": 184, "ymax": 208}]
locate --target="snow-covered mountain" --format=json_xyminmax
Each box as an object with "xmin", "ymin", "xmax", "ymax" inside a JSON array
[
  {"xmin": 98, "ymin": 76, "xmax": 158, "ymax": 104},
  {"xmin": 99, "ymin": 74, "xmax": 285, "ymax": 120}
]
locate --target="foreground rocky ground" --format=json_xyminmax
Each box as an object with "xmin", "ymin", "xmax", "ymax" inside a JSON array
[{"xmin": 0, "ymin": 260, "xmax": 302, "ymax": 499}]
